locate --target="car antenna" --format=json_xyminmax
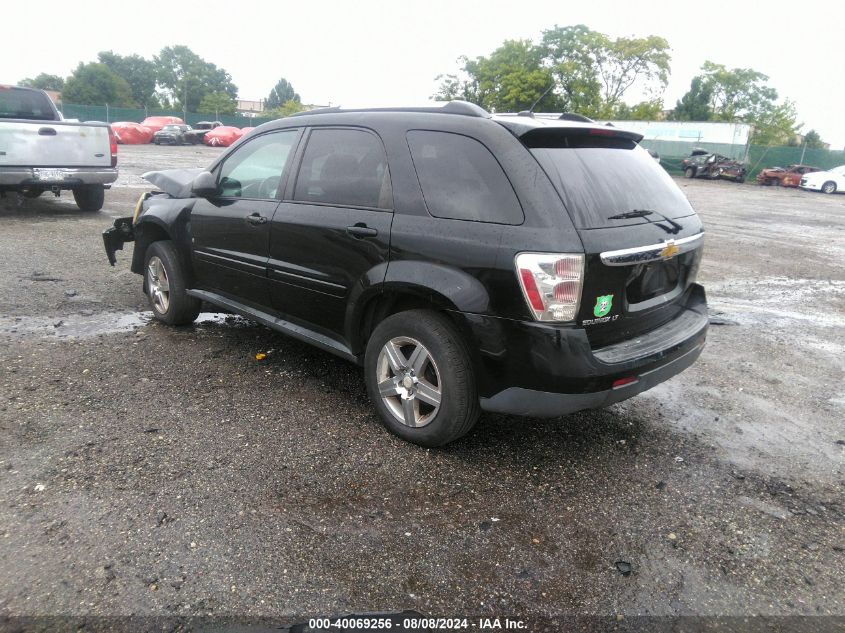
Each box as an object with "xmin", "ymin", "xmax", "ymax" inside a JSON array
[{"xmin": 518, "ymin": 84, "xmax": 556, "ymax": 118}]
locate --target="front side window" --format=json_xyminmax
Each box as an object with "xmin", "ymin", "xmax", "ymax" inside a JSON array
[
  {"xmin": 217, "ymin": 130, "xmax": 298, "ymax": 199},
  {"xmin": 293, "ymin": 128, "xmax": 391, "ymax": 209},
  {"xmin": 407, "ymin": 130, "xmax": 523, "ymax": 224}
]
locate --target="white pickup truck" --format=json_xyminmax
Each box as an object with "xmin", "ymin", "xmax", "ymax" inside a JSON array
[{"xmin": 0, "ymin": 85, "xmax": 118, "ymax": 211}]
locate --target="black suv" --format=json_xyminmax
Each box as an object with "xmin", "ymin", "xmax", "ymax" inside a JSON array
[{"xmin": 104, "ymin": 101, "xmax": 708, "ymax": 446}]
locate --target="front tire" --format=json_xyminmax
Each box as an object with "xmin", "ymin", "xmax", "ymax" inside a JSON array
[
  {"xmin": 364, "ymin": 310, "xmax": 480, "ymax": 447},
  {"xmin": 684, "ymin": 167, "xmax": 696, "ymax": 179},
  {"xmin": 822, "ymin": 181, "xmax": 837, "ymax": 194},
  {"xmin": 72, "ymin": 186, "xmax": 105, "ymax": 212},
  {"xmin": 144, "ymin": 241, "xmax": 201, "ymax": 326}
]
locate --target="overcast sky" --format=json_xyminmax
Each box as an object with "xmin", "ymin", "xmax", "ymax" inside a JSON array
[{"xmin": 5, "ymin": 0, "xmax": 842, "ymax": 148}]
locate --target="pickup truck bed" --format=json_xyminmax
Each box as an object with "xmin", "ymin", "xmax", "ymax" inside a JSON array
[{"xmin": 0, "ymin": 85, "xmax": 118, "ymax": 211}]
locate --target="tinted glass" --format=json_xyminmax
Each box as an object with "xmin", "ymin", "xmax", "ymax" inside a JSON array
[
  {"xmin": 407, "ymin": 131, "xmax": 523, "ymax": 224},
  {"xmin": 293, "ymin": 128, "xmax": 391, "ymax": 209},
  {"xmin": 0, "ymin": 88, "xmax": 57, "ymax": 121},
  {"xmin": 218, "ymin": 130, "xmax": 298, "ymax": 199},
  {"xmin": 529, "ymin": 138, "xmax": 695, "ymax": 229}
]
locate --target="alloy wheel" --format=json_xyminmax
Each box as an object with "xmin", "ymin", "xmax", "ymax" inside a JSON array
[
  {"xmin": 376, "ymin": 336, "xmax": 442, "ymax": 428},
  {"xmin": 146, "ymin": 256, "xmax": 170, "ymax": 314}
]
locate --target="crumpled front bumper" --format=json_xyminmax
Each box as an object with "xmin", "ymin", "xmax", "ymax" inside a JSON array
[{"xmin": 103, "ymin": 216, "xmax": 135, "ymax": 266}]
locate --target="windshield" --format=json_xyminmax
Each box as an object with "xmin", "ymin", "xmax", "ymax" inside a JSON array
[
  {"xmin": 161, "ymin": 125, "xmax": 181, "ymax": 132},
  {"xmin": 529, "ymin": 138, "xmax": 695, "ymax": 229}
]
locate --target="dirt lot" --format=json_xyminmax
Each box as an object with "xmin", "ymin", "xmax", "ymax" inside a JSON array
[{"xmin": 0, "ymin": 144, "xmax": 843, "ymax": 628}]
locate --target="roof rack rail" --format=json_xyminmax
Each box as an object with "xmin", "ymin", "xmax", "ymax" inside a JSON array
[{"xmin": 288, "ymin": 100, "xmax": 491, "ymax": 118}]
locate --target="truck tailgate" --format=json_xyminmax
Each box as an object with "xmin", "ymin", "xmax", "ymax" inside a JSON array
[{"xmin": 0, "ymin": 120, "xmax": 112, "ymax": 168}]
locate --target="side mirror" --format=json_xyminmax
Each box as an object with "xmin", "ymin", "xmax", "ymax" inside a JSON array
[{"xmin": 191, "ymin": 171, "xmax": 218, "ymax": 198}]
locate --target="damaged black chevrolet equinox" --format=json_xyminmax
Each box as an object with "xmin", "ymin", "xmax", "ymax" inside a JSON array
[{"xmin": 103, "ymin": 101, "xmax": 708, "ymax": 447}]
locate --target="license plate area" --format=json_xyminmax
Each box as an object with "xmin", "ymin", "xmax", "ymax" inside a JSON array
[
  {"xmin": 626, "ymin": 259, "xmax": 681, "ymax": 304},
  {"xmin": 33, "ymin": 168, "xmax": 67, "ymax": 181}
]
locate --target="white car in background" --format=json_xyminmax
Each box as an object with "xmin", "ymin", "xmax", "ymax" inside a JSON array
[{"xmin": 799, "ymin": 165, "xmax": 845, "ymax": 194}]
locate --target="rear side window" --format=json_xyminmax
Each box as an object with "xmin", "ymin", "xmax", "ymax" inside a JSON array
[
  {"xmin": 293, "ymin": 128, "xmax": 392, "ymax": 209},
  {"xmin": 407, "ymin": 130, "xmax": 523, "ymax": 224}
]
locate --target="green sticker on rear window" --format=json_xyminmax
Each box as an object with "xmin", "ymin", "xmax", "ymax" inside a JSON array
[{"xmin": 594, "ymin": 294, "xmax": 613, "ymax": 317}]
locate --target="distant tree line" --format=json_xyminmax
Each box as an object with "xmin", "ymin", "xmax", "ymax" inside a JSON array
[
  {"xmin": 19, "ymin": 47, "xmax": 308, "ymax": 119},
  {"xmin": 434, "ymin": 24, "xmax": 821, "ymax": 147}
]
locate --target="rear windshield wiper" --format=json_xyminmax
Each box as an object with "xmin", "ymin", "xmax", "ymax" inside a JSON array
[
  {"xmin": 606, "ymin": 209, "xmax": 653, "ymax": 220},
  {"xmin": 607, "ymin": 209, "xmax": 683, "ymax": 234}
]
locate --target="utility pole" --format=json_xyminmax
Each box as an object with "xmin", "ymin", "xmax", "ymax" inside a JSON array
[{"xmin": 799, "ymin": 140, "xmax": 807, "ymax": 165}]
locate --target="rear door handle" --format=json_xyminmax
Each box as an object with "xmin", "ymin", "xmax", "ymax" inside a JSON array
[
  {"xmin": 245, "ymin": 213, "xmax": 268, "ymax": 225},
  {"xmin": 38, "ymin": 127, "xmax": 57, "ymax": 136},
  {"xmin": 346, "ymin": 224, "xmax": 378, "ymax": 238}
]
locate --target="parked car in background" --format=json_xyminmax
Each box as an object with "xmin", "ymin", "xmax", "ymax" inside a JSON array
[
  {"xmin": 111, "ymin": 121, "xmax": 153, "ymax": 145},
  {"xmin": 102, "ymin": 101, "xmax": 708, "ymax": 446},
  {"xmin": 756, "ymin": 164, "xmax": 820, "ymax": 187},
  {"xmin": 153, "ymin": 124, "xmax": 192, "ymax": 145},
  {"xmin": 799, "ymin": 165, "xmax": 845, "ymax": 194},
  {"xmin": 183, "ymin": 120, "xmax": 222, "ymax": 145},
  {"xmin": 0, "ymin": 84, "xmax": 117, "ymax": 211},
  {"xmin": 682, "ymin": 149, "xmax": 747, "ymax": 182},
  {"xmin": 140, "ymin": 116, "xmax": 184, "ymax": 134},
  {"xmin": 203, "ymin": 126, "xmax": 243, "ymax": 147}
]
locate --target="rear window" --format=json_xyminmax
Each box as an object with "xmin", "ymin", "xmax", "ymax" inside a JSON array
[
  {"xmin": 0, "ymin": 88, "xmax": 58, "ymax": 121},
  {"xmin": 528, "ymin": 135, "xmax": 694, "ymax": 229},
  {"xmin": 407, "ymin": 130, "xmax": 523, "ymax": 225}
]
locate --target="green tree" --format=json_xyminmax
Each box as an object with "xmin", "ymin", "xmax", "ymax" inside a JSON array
[
  {"xmin": 62, "ymin": 63, "xmax": 134, "ymax": 106},
  {"xmin": 539, "ymin": 25, "xmax": 602, "ymax": 115},
  {"xmin": 198, "ymin": 91, "xmax": 237, "ymax": 115},
  {"xmin": 435, "ymin": 25, "xmax": 670, "ymax": 117},
  {"xmin": 265, "ymin": 99, "xmax": 307, "ymax": 119},
  {"xmin": 434, "ymin": 40, "xmax": 559, "ymax": 112},
  {"xmin": 154, "ymin": 46, "xmax": 238, "ymax": 112},
  {"xmin": 266, "ymin": 78, "xmax": 300, "ymax": 110},
  {"xmin": 672, "ymin": 76, "xmax": 712, "ymax": 121},
  {"xmin": 751, "ymin": 100, "xmax": 800, "ymax": 146},
  {"xmin": 676, "ymin": 61, "xmax": 800, "ymax": 145},
  {"xmin": 97, "ymin": 51, "xmax": 159, "ymax": 107},
  {"xmin": 803, "ymin": 129, "xmax": 825, "ymax": 149},
  {"xmin": 18, "ymin": 73, "xmax": 65, "ymax": 91},
  {"xmin": 614, "ymin": 99, "xmax": 664, "ymax": 120}
]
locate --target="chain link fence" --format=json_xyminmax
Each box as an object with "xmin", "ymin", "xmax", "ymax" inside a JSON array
[{"xmin": 60, "ymin": 103, "xmax": 275, "ymax": 129}]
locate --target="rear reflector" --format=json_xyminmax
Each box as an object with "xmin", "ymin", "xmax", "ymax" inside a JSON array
[
  {"xmin": 515, "ymin": 253, "xmax": 584, "ymax": 322},
  {"xmin": 612, "ymin": 376, "xmax": 639, "ymax": 389}
]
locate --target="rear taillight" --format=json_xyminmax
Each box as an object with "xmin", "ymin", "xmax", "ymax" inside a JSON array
[
  {"xmin": 107, "ymin": 126, "xmax": 118, "ymax": 167},
  {"xmin": 515, "ymin": 253, "xmax": 584, "ymax": 322}
]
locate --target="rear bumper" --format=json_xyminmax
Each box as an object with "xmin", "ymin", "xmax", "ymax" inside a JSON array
[
  {"xmin": 460, "ymin": 284, "xmax": 708, "ymax": 417},
  {"xmin": 0, "ymin": 167, "xmax": 118, "ymax": 188}
]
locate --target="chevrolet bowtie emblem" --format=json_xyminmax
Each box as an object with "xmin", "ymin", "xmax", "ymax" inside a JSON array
[{"xmin": 659, "ymin": 241, "xmax": 680, "ymax": 259}]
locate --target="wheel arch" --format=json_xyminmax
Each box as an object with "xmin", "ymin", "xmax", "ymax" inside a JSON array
[
  {"xmin": 346, "ymin": 262, "xmax": 492, "ymax": 357},
  {"xmin": 130, "ymin": 203, "xmax": 195, "ymax": 284}
]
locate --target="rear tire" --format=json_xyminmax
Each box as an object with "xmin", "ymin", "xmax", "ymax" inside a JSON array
[
  {"xmin": 72, "ymin": 186, "xmax": 105, "ymax": 212},
  {"xmin": 143, "ymin": 240, "xmax": 201, "ymax": 326},
  {"xmin": 364, "ymin": 310, "xmax": 480, "ymax": 447},
  {"xmin": 684, "ymin": 167, "xmax": 695, "ymax": 179},
  {"xmin": 821, "ymin": 181, "xmax": 837, "ymax": 194}
]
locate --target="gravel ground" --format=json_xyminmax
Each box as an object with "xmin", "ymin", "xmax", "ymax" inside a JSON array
[{"xmin": 0, "ymin": 145, "xmax": 843, "ymax": 628}]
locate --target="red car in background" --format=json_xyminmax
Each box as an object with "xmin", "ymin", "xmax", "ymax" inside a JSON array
[
  {"xmin": 203, "ymin": 126, "xmax": 244, "ymax": 147},
  {"xmin": 139, "ymin": 116, "xmax": 185, "ymax": 134},
  {"xmin": 111, "ymin": 122, "xmax": 153, "ymax": 145},
  {"xmin": 756, "ymin": 164, "xmax": 820, "ymax": 187}
]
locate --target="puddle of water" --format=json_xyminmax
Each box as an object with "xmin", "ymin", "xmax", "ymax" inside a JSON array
[
  {"xmin": 0, "ymin": 311, "xmax": 253, "ymax": 341},
  {"xmin": 0, "ymin": 311, "xmax": 152, "ymax": 340}
]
